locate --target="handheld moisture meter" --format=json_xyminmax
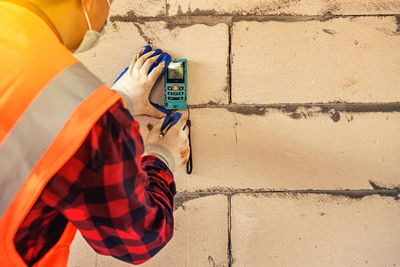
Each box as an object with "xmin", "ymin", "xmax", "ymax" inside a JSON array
[{"xmin": 164, "ymin": 59, "xmax": 187, "ymax": 110}]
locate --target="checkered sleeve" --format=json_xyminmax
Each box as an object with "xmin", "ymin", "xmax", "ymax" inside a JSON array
[{"xmin": 44, "ymin": 102, "xmax": 176, "ymax": 264}]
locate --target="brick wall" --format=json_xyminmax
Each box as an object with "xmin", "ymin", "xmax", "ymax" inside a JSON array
[{"xmin": 69, "ymin": 1, "xmax": 400, "ymax": 266}]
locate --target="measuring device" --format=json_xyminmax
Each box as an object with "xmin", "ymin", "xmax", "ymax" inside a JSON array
[
  {"xmin": 161, "ymin": 58, "xmax": 192, "ymax": 174},
  {"xmin": 164, "ymin": 59, "xmax": 187, "ymax": 110}
]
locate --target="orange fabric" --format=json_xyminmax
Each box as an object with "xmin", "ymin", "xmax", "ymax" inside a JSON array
[
  {"xmin": 0, "ymin": 1, "xmax": 74, "ymax": 146},
  {"xmin": 35, "ymin": 223, "xmax": 76, "ymax": 267},
  {"xmin": 0, "ymin": 2, "xmax": 122, "ymax": 266}
]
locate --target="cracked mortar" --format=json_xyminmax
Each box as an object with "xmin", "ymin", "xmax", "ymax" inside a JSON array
[
  {"xmin": 190, "ymin": 102, "xmax": 400, "ymax": 122},
  {"xmin": 168, "ymin": 0, "xmax": 351, "ymax": 17},
  {"xmin": 110, "ymin": 13, "xmax": 342, "ymax": 31},
  {"xmin": 174, "ymin": 181, "xmax": 400, "ymax": 211},
  {"xmin": 132, "ymin": 22, "xmax": 154, "ymax": 45}
]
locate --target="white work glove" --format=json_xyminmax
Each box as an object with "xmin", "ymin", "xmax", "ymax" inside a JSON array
[
  {"xmin": 111, "ymin": 48, "xmax": 165, "ymax": 118},
  {"xmin": 144, "ymin": 114, "xmax": 190, "ymax": 171}
]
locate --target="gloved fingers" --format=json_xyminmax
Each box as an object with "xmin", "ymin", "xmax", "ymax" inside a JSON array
[
  {"xmin": 148, "ymin": 62, "xmax": 165, "ymax": 84},
  {"xmin": 135, "ymin": 50, "xmax": 156, "ymax": 70},
  {"xmin": 128, "ymin": 53, "xmax": 140, "ymax": 75},
  {"xmin": 154, "ymin": 52, "xmax": 164, "ymax": 63},
  {"xmin": 183, "ymin": 137, "xmax": 189, "ymax": 147},
  {"xmin": 149, "ymin": 49, "xmax": 163, "ymax": 58},
  {"xmin": 148, "ymin": 51, "xmax": 164, "ymax": 74},
  {"xmin": 172, "ymin": 115, "xmax": 188, "ymax": 132},
  {"xmin": 138, "ymin": 47, "xmax": 145, "ymax": 56},
  {"xmin": 180, "ymin": 146, "xmax": 190, "ymax": 165},
  {"xmin": 148, "ymin": 53, "xmax": 171, "ymax": 84},
  {"xmin": 123, "ymin": 46, "xmax": 152, "ymax": 76},
  {"xmin": 181, "ymin": 124, "xmax": 189, "ymax": 137},
  {"xmin": 145, "ymin": 49, "xmax": 162, "ymax": 63},
  {"xmin": 151, "ymin": 116, "xmax": 167, "ymax": 132},
  {"xmin": 141, "ymin": 56, "xmax": 159, "ymax": 75},
  {"xmin": 129, "ymin": 49, "xmax": 160, "ymax": 75},
  {"xmin": 140, "ymin": 45, "xmax": 152, "ymax": 56}
]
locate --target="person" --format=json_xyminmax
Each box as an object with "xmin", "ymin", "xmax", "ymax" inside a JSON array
[{"xmin": 0, "ymin": 0, "xmax": 190, "ymax": 265}]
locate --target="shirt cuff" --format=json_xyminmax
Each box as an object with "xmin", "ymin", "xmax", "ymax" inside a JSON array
[
  {"xmin": 144, "ymin": 144, "xmax": 175, "ymax": 171},
  {"xmin": 111, "ymin": 86, "xmax": 134, "ymax": 114}
]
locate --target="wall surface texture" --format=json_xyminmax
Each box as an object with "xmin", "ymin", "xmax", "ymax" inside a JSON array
[{"xmin": 69, "ymin": 0, "xmax": 400, "ymax": 266}]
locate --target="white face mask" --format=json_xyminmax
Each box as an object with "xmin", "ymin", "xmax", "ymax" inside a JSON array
[{"xmin": 74, "ymin": 0, "xmax": 111, "ymax": 54}]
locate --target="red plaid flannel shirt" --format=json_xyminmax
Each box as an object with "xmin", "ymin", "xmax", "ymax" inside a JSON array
[{"xmin": 14, "ymin": 101, "xmax": 176, "ymax": 266}]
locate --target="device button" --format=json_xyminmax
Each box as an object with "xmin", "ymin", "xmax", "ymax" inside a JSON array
[
  {"xmin": 179, "ymin": 86, "xmax": 184, "ymax": 90},
  {"xmin": 179, "ymin": 92, "xmax": 184, "ymax": 95},
  {"xmin": 168, "ymin": 92, "xmax": 172, "ymax": 95},
  {"xmin": 173, "ymin": 85, "xmax": 179, "ymax": 91},
  {"xmin": 168, "ymin": 86, "xmax": 172, "ymax": 91},
  {"xmin": 168, "ymin": 97, "xmax": 184, "ymax": 101}
]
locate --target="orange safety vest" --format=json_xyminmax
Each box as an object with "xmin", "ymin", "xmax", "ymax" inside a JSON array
[{"xmin": 0, "ymin": 1, "xmax": 122, "ymax": 265}]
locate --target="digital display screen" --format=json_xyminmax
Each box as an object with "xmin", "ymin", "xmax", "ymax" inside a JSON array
[{"xmin": 167, "ymin": 62, "xmax": 185, "ymax": 83}]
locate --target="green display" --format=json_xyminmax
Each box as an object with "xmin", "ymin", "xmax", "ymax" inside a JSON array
[{"xmin": 167, "ymin": 62, "xmax": 184, "ymax": 81}]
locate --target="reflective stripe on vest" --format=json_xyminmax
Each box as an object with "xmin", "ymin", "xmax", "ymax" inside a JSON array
[{"xmin": 0, "ymin": 62, "xmax": 103, "ymax": 218}]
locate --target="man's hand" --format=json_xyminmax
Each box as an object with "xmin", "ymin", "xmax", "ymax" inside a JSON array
[
  {"xmin": 112, "ymin": 48, "xmax": 166, "ymax": 118},
  {"xmin": 144, "ymin": 114, "xmax": 190, "ymax": 171}
]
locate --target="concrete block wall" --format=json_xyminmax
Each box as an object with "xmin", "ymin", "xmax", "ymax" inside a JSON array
[{"xmin": 70, "ymin": 1, "xmax": 400, "ymax": 266}]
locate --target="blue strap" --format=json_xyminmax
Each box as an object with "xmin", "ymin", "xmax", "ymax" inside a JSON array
[
  {"xmin": 148, "ymin": 53, "xmax": 172, "ymax": 115},
  {"xmin": 161, "ymin": 112, "xmax": 182, "ymax": 131}
]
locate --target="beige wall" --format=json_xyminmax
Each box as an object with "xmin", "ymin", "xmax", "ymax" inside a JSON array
[{"xmin": 69, "ymin": 1, "xmax": 400, "ymax": 266}]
